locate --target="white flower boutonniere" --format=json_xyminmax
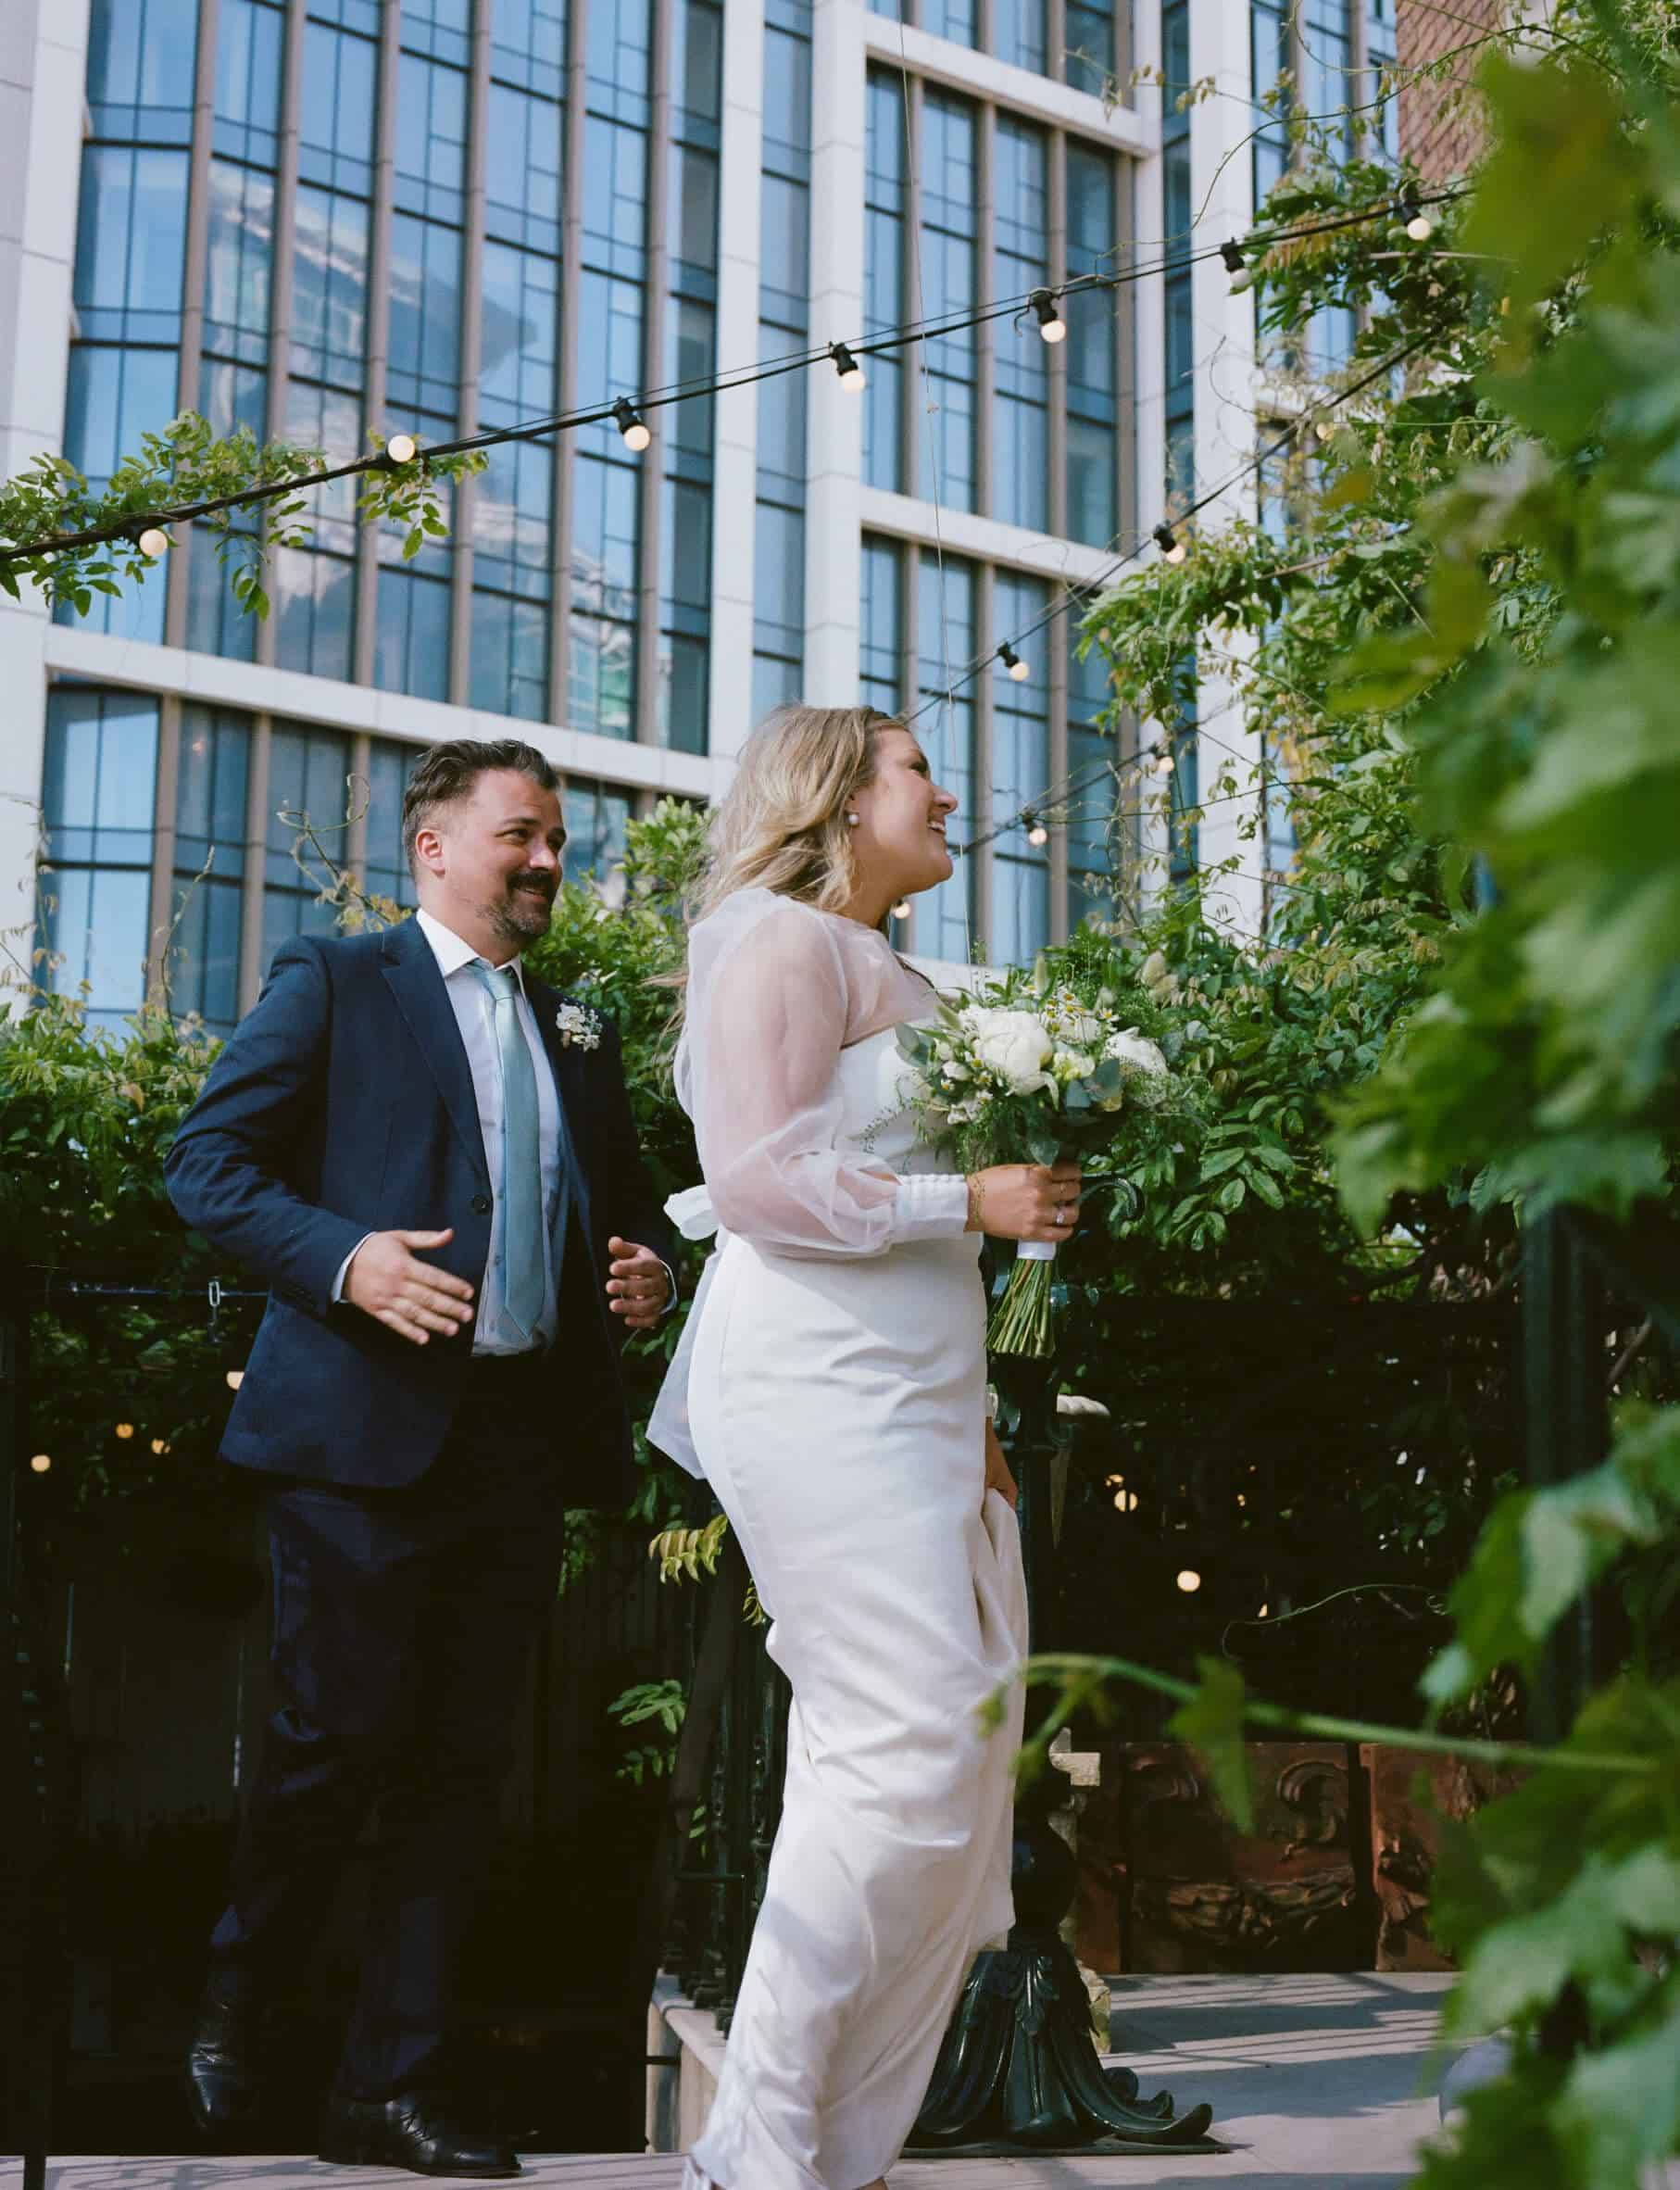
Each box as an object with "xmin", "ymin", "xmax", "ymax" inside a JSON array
[{"xmin": 556, "ymin": 1001, "xmax": 604, "ymax": 1051}]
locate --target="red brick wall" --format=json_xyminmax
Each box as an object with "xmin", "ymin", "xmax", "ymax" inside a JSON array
[{"xmin": 1397, "ymin": 0, "xmax": 1502, "ymax": 180}]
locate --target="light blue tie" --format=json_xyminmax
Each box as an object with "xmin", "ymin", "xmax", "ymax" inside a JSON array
[{"xmin": 474, "ymin": 961, "xmax": 546, "ymax": 1344}]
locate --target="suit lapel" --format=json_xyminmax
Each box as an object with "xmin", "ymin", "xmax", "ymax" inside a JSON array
[
  {"xmin": 380, "ymin": 918, "xmax": 491, "ymax": 1189},
  {"xmin": 528, "ymin": 974, "xmax": 594, "ymax": 1232}
]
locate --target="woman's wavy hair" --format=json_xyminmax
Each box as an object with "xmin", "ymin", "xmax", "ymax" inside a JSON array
[
  {"xmin": 692, "ymin": 702, "xmax": 904, "ymax": 924},
  {"xmin": 657, "ymin": 705, "xmax": 903, "ymax": 1025}
]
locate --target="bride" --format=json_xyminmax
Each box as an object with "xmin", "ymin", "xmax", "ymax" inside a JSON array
[{"xmin": 648, "ymin": 703, "xmax": 1083, "ymax": 2190}]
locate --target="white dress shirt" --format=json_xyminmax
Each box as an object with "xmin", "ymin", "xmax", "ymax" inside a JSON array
[{"xmin": 334, "ymin": 910, "xmax": 565, "ymax": 1355}]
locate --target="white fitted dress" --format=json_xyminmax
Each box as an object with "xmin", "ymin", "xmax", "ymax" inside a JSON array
[{"xmin": 649, "ymin": 888, "xmax": 1027, "ymax": 2190}]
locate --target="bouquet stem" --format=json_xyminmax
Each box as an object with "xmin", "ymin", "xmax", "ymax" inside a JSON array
[{"xmin": 986, "ymin": 1241, "xmax": 1058, "ymax": 1358}]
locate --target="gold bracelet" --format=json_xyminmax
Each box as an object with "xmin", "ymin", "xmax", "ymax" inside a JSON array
[{"xmin": 966, "ymin": 1170, "xmax": 985, "ymax": 1232}]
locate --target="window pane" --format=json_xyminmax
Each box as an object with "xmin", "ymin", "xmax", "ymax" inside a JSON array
[
  {"xmin": 1064, "ymin": 0, "xmax": 1115, "ymax": 94},
  {"xmin": 916, "ymin": 550, "xmax": 976, "ymax": 962},
  {"xmin": 40, "ymin": 686, "xmax": 160, "ymax": 1026},
  {"xmin": 74, "ymin": 145, "xmax": 190, "ymax": 343},
  {"xmin": 292, "ymin": 185, "xmax": 370, "ymax": 385},
  {"xmin": 994, "ymin": 0, "xmax": 1047, "ymax": 73},
  {"xmin": 922, "ymin": 0, "xmax": 978, "ymax": 45},
  {"xmin": 863, "ymin": 71, "xmax": 906, "ymax": 493},
  {"xmin": 214, "ymin": 0, "xmax": 285, "ymax": 165},
  {"xmin": 87, "ymin": 0, "xmax": 197, "ymax": 142},
  {"xmin": 859, "ymin": 534, "xmax": 902, "ymax": 714},
  {"xmin": 919, "ymin": 95, "xmax": 978, "ymax": 511},
  {"xmin": 363, "ymin": 741, "xmax": 423, "ymax": 907}
]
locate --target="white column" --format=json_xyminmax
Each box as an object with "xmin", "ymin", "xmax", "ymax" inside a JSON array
[
  {"xmin": 803, "ymin": 0, "xmax": 866, "ymax": 705},
  {"xmin": 0, "ymin": 0, "xmax": 88, "ymax": 975},
  {"xmin": 707, "ymin": 0, "xmax": 766, "ymax": 768},
  {"xmin": 1187, "ymin": 0, "xmax": 1262, "ymax": 938}
]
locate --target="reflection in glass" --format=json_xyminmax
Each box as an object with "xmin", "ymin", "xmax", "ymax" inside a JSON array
[
  {"xmin": 916, "ymin": 549, "xmax": 977, "ymax": 963},
  {"xmin": 991, "ymin": 572, "xmax": 1051, "ymax": 964},
  {"xmin": 86, "ymin": 0, "xmax": 197, "ymax": 143},
  {"xmin": 993, "ymin": 119, "xmax": 1050, "ymax": 531},
  {"xmin": 863, "ymin": 71, "xmax": 906, "ymax": 493},
  {"xmin": 40, "ymin": 686, "xmax": 159, "ymax": 1026},
  {"xmin": 994, "ymin": 0, "xmax": 1047, "ymax": 74},
  {"xmin": 859, "ymin": 535, "xmax": 902, "ymax": 715},
  {"xmin": 918, "ymin": 94, "xmax": 978, "ymax": 511}
]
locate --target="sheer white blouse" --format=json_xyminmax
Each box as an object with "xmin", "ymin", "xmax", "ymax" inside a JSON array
[{"xmin": 673, "ymin": 887, "xmax": 972, "ymax": 1256}]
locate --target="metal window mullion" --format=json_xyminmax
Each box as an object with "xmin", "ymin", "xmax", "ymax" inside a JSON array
[
  {"xmin": 1114, "ymin": 152, "xmax": 1136, "ymax": 555},
  {"xmin": 974, "ymin": 103, "xmax": 996, "ymax": 522},
  {"xmin": 977, "ymin": 0, "xmax": 997, "ymax": 60},
  {"xmin": 146, "ymin": 697, "xmax": 183, "ymax": 1002},
  {"xmin": 972, "ymin": 562, "xmax": 995, "ymax": 955},
  {"xmin": 237, "ymin": 714, "xmax": 273, "ymax": 1016},
  {"xmin": 347, "ymin": 730, "xmax": 372, "ymax": 879},
  {"xmin": 449, "ymin": 8, "xmax": 493, "ymax": 708},
  {"xmin": 1047, "ymin": 127, "xmax": 1069, "ymax": 544},
  {"xmin": 633, "ymin": 0, "xmax": 675, "ymax": 749},
  {"xmin": 257, "ymin": 0, "xmax": 309, "ymax": 673},
  {"xmin": 899, "ymin": 75, "xmax": 923, "ymax": 502},
  {"xmin": 167, "ymin": 0, "xmax": 222, "ymax": 650},
  {"xmin": 1047, "ymin": 0, "xmax": 1067, "ymax": 85},
  {"xmin": 353, "ymin": 2, "xmax": 404, "ymax": 688},
  {"xmin": 896, "ymin": 537, "xmax": 919, "ymax": 956},
  {"xmin": 1112, "ymin": 0, "xmax": 1133, "ymax": 92},
  {"xmin": 1048, "ymin": 596, "xmax": 1070, "ymax": 944},
  {"xmin": 552, "ymin": 0, "xmax": 590, "ymax": 726}
]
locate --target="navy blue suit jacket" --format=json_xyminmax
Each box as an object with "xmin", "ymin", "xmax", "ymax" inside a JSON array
[{"xmin": 164, "ymin": 913, "xmax": 669, "ymax": 1504}]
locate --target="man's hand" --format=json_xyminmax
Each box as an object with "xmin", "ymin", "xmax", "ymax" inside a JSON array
[
  {"xmin": 344, "ymin": 1228, "xmax": 476, "ymax": 1346},
  {"xmin": 984, "ymin": 1418, "xmax": 1018, "ymax": 1511},
  {"xmin": 607, "ymin": 1238, "xmax": 671, "ymax": 1331}
]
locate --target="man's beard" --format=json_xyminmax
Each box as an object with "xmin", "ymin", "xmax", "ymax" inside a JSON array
[{"xmin": 485, "ymin": 876, "xmax": 555, "ymax": 948}]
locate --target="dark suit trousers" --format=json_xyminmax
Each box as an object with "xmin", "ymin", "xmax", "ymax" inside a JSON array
[{"xmin": 209, "ymin": 1352, "xmax": 567, "ymax": 2099}]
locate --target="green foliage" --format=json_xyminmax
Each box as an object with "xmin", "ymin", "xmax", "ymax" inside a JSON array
[
  {"xmin": 607, "ymin": 1676, "xmax": 687, "ymax": 1785},
  {"xmin": 0, "ymin": 411, "xmax": 483, "ymax": 620}
]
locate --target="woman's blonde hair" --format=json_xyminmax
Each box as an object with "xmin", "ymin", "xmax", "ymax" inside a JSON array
[{"xmin": 691, "ymin": 702, "xmax": 903, "ymax": 924}]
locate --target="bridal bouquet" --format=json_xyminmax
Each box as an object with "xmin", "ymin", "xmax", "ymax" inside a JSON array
[{"xmin": 896, "ymin": 961, "xmax": 1194, "ymax": 1356}]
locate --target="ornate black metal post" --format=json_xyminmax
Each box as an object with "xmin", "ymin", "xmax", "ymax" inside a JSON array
[
  {"xmin": 908, "ymin": 1357, "xmax": 1216, "ymax": 2155},
  {"xmin": 1523, "ymin": 1208, "xmax": 1607, "ymax": 1743}
]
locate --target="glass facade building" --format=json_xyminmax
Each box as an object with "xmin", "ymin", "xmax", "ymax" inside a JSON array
[{"xmin": 13, "ymin": 0, "xmax": 1156, "ymax": 1023}]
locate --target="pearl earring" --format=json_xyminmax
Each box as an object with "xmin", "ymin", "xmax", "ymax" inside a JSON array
[{"xmin": 846, "ymin": 813, "xmax": 860, "ymax": 827}]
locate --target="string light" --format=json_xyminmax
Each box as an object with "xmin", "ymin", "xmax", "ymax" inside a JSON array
[
  {"xmin": 829, "ymin": 341, "xmax": 866, "ymax": 390},
  {"xmin": 1152, "ymin": 522, "xmax": 1186, "ymax": 564},
  {"xmin": 226, "ymin": 1369, "xmax": 244, "ymax": 1391},
  {"xmin": 1219, "ymin": 239, "xmax": 1246, "ymax": 273},
  {"xmin": 1175, "ymin": 1569, "xmax": 1202, "ymax": 1593},
  {"xmin": 1030, "ymin": 288, "xmax": 1066, "ymax": 345},
  {"xmin": 3, "ymin": 195, "xmax": 1463, "ymax": 575},
  {"xmin": 30, "ymin": 1454, "xmax": 51, "ymax": 1474},
  {"xmin": 1314, "ymin": 419, "xmax": 1335, "ymax": 442},
  {"xmin": 612, "ymin": 397, "xmax": 652, "ymax": 452},
  {"xmin": 1153, "ymin": 747, "xmax": 1176, "ymax": 777},
  {"xmin": 151, "ymin": 1438, "xmax": 170, "ymax": 1455},
  {"xmin": 997, "ymin": 641, "xmax": 1030, "ymax": 681},
  {"xmin": 1024, "ymin": 813, "xmax": 1050, "ymax": 847},
  {"xmin": 892, "ymin": 899, "xmax": 911, "ymax": 921},
  {"xmin": 114, "ymin": 1422, "xmax": 134, "ymax": 1439},
  {"xmin": 383, "ymin": 433, "xmax": 418, "ymax": 465},
  {"xmin": 1399, "ymin": 191, "xmax": 1434, "ymax": 243},
  {"xmin": 136, "ymin": 527, "xmax": 169, "ymax": 559}
]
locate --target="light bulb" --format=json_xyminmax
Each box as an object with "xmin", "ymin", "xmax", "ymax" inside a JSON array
[
  {"xmin": 1406, "ymin": 212, "xmax": 1434, "ymax": 243},
  {"xmin": 1219, "ymin": 239, "xmax": 1245, "ymax": 273},
  {"xmin": 1314, "ymin": 419, "xmax": 1334, "ymax": 443},
  {"xmin": 30, "ymin": 1454, "xmax": 51, "ymax": 1474},
  {"xmin": 1154, "ymin": 749, "xmax": 1175, "ymax": 777},
  {"xmin": 613, "ymin": 397, "xmax": 652, "ymax": 452},
  {"xmin": 829, "ymin": 341, "xmax": 866, "ymax": 391},
  {"xmin": 115, "ymin": 1422, "xmax": 134, "ymax": 1440},
  {"xmin": 1026, "ymin": 821, "xmax": 1049, "ymax": 848},
  {"xmin": 1152, "ymin": 522, "xmax": 1186, "ymax": 565},
  {"xmin": 151, "ymin": 1438, "xmax": 169, "ymax": 1455},
  {"xmin": 137, "ymin": 527, "xmax": 169, "ymax": 559},
  {"xmin": 1175, "ymin": 1568, "xmax": 1202, "ymax": 1593},
  {"xmin": 385, "ymin": 432, "xmax": 418, "ymax": 465},
  {"xmin": 997, "ymin": 642, "xmax": 1029, "ymax": 682},
  {"xmin": 892, "ymin": 900, "xmax": 910, "ymax": 920},
  {"xmin": 226, "ymin": 1369, "xmax": 244, "ymax": 1391},
  {"xmin": 1031, "ymin": 289, "xmax": 1066, "ymax": 345}
]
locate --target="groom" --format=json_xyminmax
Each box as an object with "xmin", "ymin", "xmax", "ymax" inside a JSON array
[{"xmin": 164, "ymin": 737, "xmax": 672, "ymax": 2177}]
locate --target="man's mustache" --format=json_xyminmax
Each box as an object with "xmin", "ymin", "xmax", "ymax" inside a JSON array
[{"xmin": 509, "ymin": 875, "xmax": 557, "ymax": 899}]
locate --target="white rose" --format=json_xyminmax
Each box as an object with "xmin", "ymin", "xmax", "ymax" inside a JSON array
[
  {"xmin": 970, "ymin": 1009, "xmax": 1055, "ymax": 1095},
  {"xmin": 1105, "ymin": 1027, "xmax": 1168, "ymax": 1076}
]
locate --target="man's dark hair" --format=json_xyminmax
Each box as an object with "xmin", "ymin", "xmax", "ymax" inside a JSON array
[{"xmin": 401, "ymin": 738, "xmax": 560, "ymax": 875}]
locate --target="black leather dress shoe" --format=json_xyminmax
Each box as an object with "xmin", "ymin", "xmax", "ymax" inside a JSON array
[
  {"xmin": 184, "ymin": 1974, "xmax": 265, "ymax": 2143},
  {"xmin": 320, "ymin": 2092, "xmax": 520, "ymax": 2177}
]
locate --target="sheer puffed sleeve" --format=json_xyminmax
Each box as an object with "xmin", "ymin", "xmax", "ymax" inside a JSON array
[{"xmin": 680, "ymin": 891, "xmax": 969, "ymax": 1257}]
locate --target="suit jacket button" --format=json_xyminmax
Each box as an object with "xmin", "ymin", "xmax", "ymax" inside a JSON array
[{"xmin": 471, "ymin": 1192, "xmax": 492, "ymax": 1215}]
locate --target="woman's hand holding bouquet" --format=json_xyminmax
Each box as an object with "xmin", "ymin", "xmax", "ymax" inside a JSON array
[{"xmin": 897, "ymin": 959, "xmax": 1196, "ymax": 1356}]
